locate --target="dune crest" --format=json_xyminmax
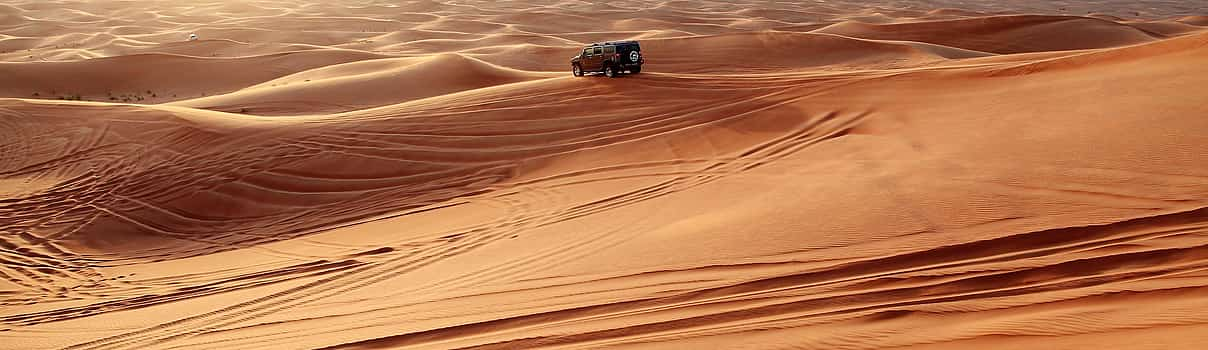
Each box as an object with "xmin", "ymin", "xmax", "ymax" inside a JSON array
[{"xmin": 172, "ymin": 53, "xmax": 555, "ymax": 115}]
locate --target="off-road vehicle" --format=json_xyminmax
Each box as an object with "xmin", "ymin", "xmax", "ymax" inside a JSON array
[{"xmin": 571, "ymin": 40, "xmax": 643, "ymax": 78}]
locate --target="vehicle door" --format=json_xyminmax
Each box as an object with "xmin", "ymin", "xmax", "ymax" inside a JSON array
[
  {"xmin": 579, "ymin": 47, "xmax": 593, "ymax": 70},
  {"xmin": 586, "ymin": 46, "xmax": 603, "ymax": 71}
]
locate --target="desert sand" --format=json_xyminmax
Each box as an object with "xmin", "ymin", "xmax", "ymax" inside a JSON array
[{"xmin": 2, "ymin": 0, "xmax": 1207, "ymax": 349}]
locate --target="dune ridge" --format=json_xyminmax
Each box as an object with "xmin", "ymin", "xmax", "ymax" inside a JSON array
[
  {"xmin": 171, "ymin": 54, "xmax": 557, "ymax": 115},
  {"xmin": 1, "ymin": 1, "xmax": 1206, "ymax": 349}
]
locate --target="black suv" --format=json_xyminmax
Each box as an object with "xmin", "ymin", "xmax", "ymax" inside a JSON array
[{"xmin": 571, "ymin": 41, "xmax": 643, "ymax": 78}]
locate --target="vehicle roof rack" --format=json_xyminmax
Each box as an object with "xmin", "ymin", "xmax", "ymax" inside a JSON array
[{"xmin": 590, "ymin": 40, "xmax": 639, "ymax": 46}]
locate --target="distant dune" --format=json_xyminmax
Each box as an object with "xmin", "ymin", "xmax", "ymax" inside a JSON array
[
  {"xmin": 813, "ymin": 15, "xmax": 1160, "ymax": 53},
  {"xmin": 0, "ymin": 50, "xmax": 386, "ymax": 103},
  {"xmin": 1, "ymin": 1, "xmax": 1206, "ymax": 350}
]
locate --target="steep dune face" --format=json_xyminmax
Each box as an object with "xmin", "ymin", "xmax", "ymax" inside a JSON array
[{"xmin": 1, "ymin": 1, "xmax": 1207, "ymax": 350}]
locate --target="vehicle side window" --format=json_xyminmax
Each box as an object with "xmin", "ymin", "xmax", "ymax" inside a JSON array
[
  {"xmin": 603, "ymin": 46, "xmax": 615, "ymax": 54},
  {"xmin": 583, "ymin": 48, "xmax": 591, "ymax": 56},
  {"xmin": 593, "ymin": 47, "xmax": 602, "ymax": 55}
]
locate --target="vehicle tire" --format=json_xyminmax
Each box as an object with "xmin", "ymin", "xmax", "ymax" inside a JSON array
[
  {"xmin": 572, "ymin": 64, "xmax": 583, "ymax": 77},
  {"xmin": 631, "ymin": 66, "xmax": 641, "ymax": 74},
  {"xmin": 604, "ymin": 65, "xmax": 616, "ymax": 78}
]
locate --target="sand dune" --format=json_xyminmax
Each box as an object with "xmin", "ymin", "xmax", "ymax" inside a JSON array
[
  {"xmin": 1180, "ymin": 15, "xmax": 1208, "ymax": 26},
  {"xmin": 173, "ymin": 54, "xmax": 557, "ymax": 115},
  {"xmin": 1, "ymin": 1, "xmax": 1206, "ymax": 349},
  {"xmin": 0, "ymin": 50, "xmax": 385, "ymax": 103},
  {"xmin": 640, "ymin": 31, "xmax": 990, "ymax": 73},
  {"xmin": 109, "ymin": 39, "xmax": 329, "ymax": 58},
  {"xmin": 814, "ymin": 15, "xmax": 1160, "ymax": 53}
]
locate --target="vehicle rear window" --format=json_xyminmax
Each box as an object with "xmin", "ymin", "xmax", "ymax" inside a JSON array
[
  {"xmin": 592, "ymin": 47, "xmax": 602, "ymax": 55},
  {"xmin": 603, "ymin": 46, "xmax": 615, "ymax": 54}
]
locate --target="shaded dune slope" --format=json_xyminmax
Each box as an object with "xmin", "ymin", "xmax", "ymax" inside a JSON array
[{"xmin": 0, "ymin": 67, "xmax": 796, "ymax": 262}]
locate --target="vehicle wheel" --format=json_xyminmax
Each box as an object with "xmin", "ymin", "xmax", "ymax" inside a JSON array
[
  {"xmin": 631, "ymin": 66, "xmax": 641, "ymax": 74},
  {"xmin": 572, "ymin": 64, "xmax": 583, "ymax": 77},
  {"xmin": 604, "ymin": 65, "xmax": 616, "ymax": 78}
]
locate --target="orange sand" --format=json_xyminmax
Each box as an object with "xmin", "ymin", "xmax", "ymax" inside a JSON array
[{"xmin": 1, "ymin": 1, "xmax": 1207, "ymax": 349}]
